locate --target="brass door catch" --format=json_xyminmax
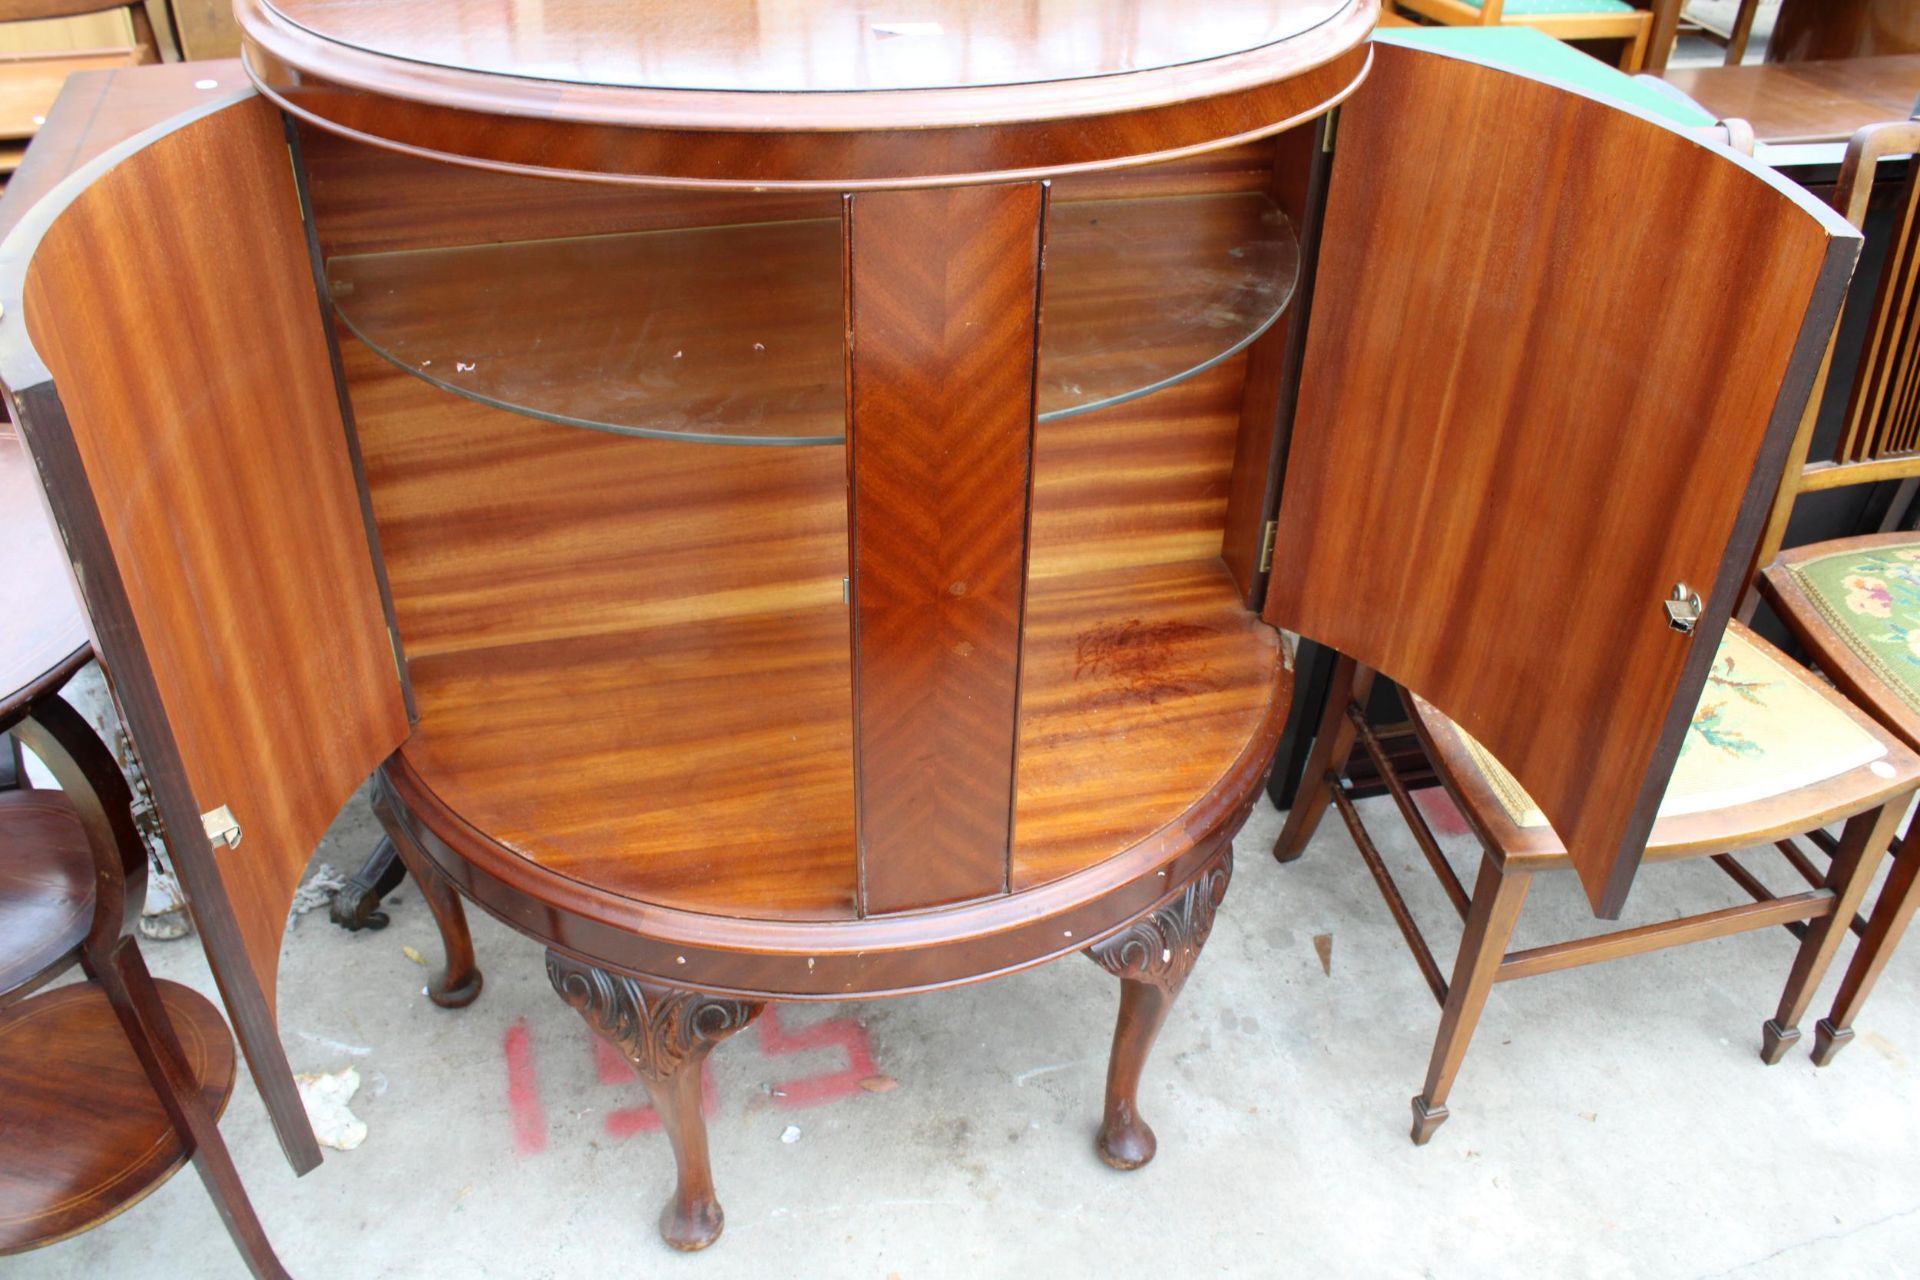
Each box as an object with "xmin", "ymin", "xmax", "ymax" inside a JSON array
[
  {"xmin": 202, "ymin": 805, "xmax": 242, "ymax": 850},
  {"xmin": 1664, "ymin": 584, "xmax": 1703, "ymax": 635}
]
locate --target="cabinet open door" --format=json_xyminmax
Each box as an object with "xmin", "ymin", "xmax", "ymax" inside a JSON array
[
  {"xmin": 0, "ymin": 93, "xmax": 409, "ymax": 1170},
  {"xmin": 1265, "ymin": 41, "xmax": 1860, "ymax": 917}
]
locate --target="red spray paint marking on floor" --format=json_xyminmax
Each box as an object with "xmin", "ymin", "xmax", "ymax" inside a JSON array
[
  {"xmin": 757, "ymin": 1006, "xmax": 877, "ymax": 1109},
  {"xmin": 1412, "ymin": 785, "xmax": 1471, "ymax": 839},
  {"xmin": 502, "ymin": 1017, "xmax": 547, "ymax": 1156}
]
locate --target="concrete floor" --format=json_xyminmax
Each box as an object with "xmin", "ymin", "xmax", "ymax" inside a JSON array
[{"xmin": 13, "ymin": 781, "xmax": 1920, "ymax": 1279}]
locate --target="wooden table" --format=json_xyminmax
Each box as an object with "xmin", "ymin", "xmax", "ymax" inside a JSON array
[{"xmin": 1662, "ymin": 54, "xmax": 1920, "ymax": 147}]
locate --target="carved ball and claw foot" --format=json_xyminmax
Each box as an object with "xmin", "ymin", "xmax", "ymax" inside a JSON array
[
  {"xmin": 546, "ymin": 952, "xmax": 763, "ymax": 1251},
  {"xmin": 1811, "ymin": 1018, "xmax": 1854, "ymax": 1067},
  {"xmin": 1084, "ymin": 848, "xmax": 1232, "ymax": 1171},
  {"xmin": 1760, "ymin": 1018, "xmax": 1801, "ymax": 1065},
  {"xmin": 1409, "ymin": 1096, "xmax": 1449, "ymax": 1146}
]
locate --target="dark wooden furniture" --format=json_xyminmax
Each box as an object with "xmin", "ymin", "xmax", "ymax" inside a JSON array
[
  {"xmin": 0, "ymin": 57, "xmax": 282, "ymax": 1277},
  {"xmin": 0, "ymin": 467, "xmax": 283, "ymax": 1273},
  {"xmin": 0, "ymin": 2, "xmax": 1865, "ymax": 1257},
  {"xmin": 1276, "ymin": 625, "xmax": 1919, "ymax": 1142},
  {"xmin": 1258, "ymin": 38, "xmax": 1902, "ymax": 1143},
  {"xmin": 1662, "ymin": 54, "xmax": 1920, "ymax": 146},
  {"xmin": 1757, "ymin": 121, "xmax": 1920, "ymax": 1069},
  {"xmin": 1768, "ymin": 0, "xmax": 1920, "ymax": 64}
]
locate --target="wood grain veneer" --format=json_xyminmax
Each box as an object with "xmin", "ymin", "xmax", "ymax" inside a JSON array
[
  {"xmin": 0, "ymin": 979, "xmax": 233, "ymax": 1254},
  {"xmin": 0, "ymin": 93, "xmax": 406, "ymax": 1171},
  {"xmin": 846, "ymin": 184, "xmax": 1043, "ymax": 915},
  {"xmin": 1264, "ymin": 41, "xmax": 1859, "ymax": 915},
  {"xmin": 239, "ymin": 0, "xmax": 1376, "ymax": 190}
]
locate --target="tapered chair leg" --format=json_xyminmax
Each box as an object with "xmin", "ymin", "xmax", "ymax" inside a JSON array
[
  {"xmin": 1411, "ymin": 852, "xmax": 1531, "ymax": 1146},
  {"xmin": 1274, "ymin": 656, "xmax": 1372, "ymax": 864},
  {"xmin": 88, "ymin": 942, "xmax": 289, "ymax": 1280},
  {"xmin": 1763, "ymin": 802, "xmax": 1903, "ymax": 1064},
  {"xmin": 1085, "ymin": 848, "xmax": 1232, "ymax": 1169},
  {"xmin": 1813, "ymin": 812, "xmax": 1920, "ymax": 1066},
  {"xmin": 547, "ymin": 952, "xmax": 762, "ymax": 1251},
  {"xmin": 372, "ymin": 778, "xmax": 482, "ymax": 1008}
]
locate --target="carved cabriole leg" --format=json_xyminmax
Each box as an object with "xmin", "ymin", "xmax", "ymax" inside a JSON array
[
  {"xmin": 1085, "ymin": 848, "xmax": 1232, "ymax": 1171},
  {"xmin": 546, "ymin": 952, "xmax": 763, "ymax": 1251},
  {"xmin": 371, "ymin": 777, "xmax": 482, "ymax": 1008}
]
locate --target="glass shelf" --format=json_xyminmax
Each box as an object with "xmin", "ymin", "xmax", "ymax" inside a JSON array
[{"xmin": 326, "ymin": 191, "xmax": 1299, "ymax": 446}]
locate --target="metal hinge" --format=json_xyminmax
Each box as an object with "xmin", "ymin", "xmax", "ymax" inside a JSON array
[
  {"xmin": 1320, "ymin": 108, "xmax": 1340, "ymax": 154},
  {"xmin": 389, "ymin": 627, "xmax": 407, "ymax": 687},
  {"xmin": 1258, "ymin": 520, "xmax": 1278, "ymax": 574},
  {"xmin": 1664, "ymin": 583, "xmax": 1703, "ymax": 635},
  {"xmin": 201, "ymin": 805, "xmax": 242, "ymax": 851}
]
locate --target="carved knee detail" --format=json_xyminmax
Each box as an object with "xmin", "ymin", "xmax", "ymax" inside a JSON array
[
  {"xmin": 545, "ymin": 952, "xmax": 761, "ymax": 1079},
  {"xmin": 1087, "ymin": 848, "xmax": 1233, "ymax": 989}
]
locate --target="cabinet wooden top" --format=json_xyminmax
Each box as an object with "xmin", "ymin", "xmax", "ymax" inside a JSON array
[
  {"xmin": 257, "ymin": 0, "xmax": 1355, "ymax": 94},
  {"xmin": 239, "ymin": 0, "xmax": 1376, "ymax": 188}
]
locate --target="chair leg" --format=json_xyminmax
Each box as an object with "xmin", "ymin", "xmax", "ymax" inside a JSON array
[
  {"xmin": 1273, "ymin": 655, "xmax": 1372, "ymax": 864},
  {"xmin": 88, "ymin": 942, "xmax": 289, "ymax": 1279},
  {"xmin": 1618, "ymin": 19, "xmax": 1652, "ymax": 71},
  {"xmin": 547, "ymin": 952, "xmax": 762, "ymax": 1251},
  {"xmin": 1763, "ymin": 802, "xmax": 1903, "ymax": 1064},
  {"xmin": 371, "ymin": 779, "xmax": 482, "ymax": 1008},
  {"xmin": 1411, "ymin": 852, "xmax": 1531, "ymax": 1145},
  {"xmin": 1813, "ymin": 813, "xmax": 1920, "ymax": 1066},
  {"xmin": 1085, "ymin": 847, "xmax": 1232, "ymax": 1170}
]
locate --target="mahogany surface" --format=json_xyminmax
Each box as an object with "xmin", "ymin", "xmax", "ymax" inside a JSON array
[
  {"xmin": 1768, "ymin": 0, "xmax": 1920, "ymax": 64},
  {"xmin": 0, "ymin": 788, "xmax": 91, "ymax": 1003},
  {"xmin": 0, "ymin": 978, "xmax": 234, "ymax": 1254},
  {"xmin": 1661, "ymin": 55, "xmax": 1920, "ymax": 145},
  {"xmin": 238, "ymin": 0, "xmax": 1377, "ymax": 189},
  {"xmin": 0, "ymin": 63, "xmax": 254, "ymax": 721},
  {"xmin": 266, "ymin": 0, "xmax": 1354, "ymax": 92},
  {"xmin": 393, "ymin": 558, "xmax": 1279, "ymax": 931},
  {"xmin": 1265, "ymin": 41, "xmax": 1858, "ymax": 915},
  {"xmin": 0, "ymin": 92, "xmax": 410, "ymax": 1170},
  {"xmin": 847, "ymin": 183, "xmax": 1042, "ymax": 914}
]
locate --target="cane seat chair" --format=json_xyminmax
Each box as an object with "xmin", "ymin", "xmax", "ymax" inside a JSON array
[
  {"xmin": 1755, "ymin": 119, "xmax": 1920, "ymax": 1069},
  {"xmin": 1386, "ymin": 0, "xmax": 1658, "ymax": 70}
]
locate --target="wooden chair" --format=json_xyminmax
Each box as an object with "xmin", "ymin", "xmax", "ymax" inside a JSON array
[
  {"xmin": 1261, "ymin": 93, "xmax": 1916, "ymax": 1144},
  {"xmin": 1645, "ymin": 0, "xmax": 1765, "ymax": 72},
  {"xmin": 0, "ymin": 699, "xmax": 285, "ymax": 1276},
  {"xmin": 1386, "ymin": 0, "xmax": 1660, "ymax": 70},
  {"xmin": 1276, "ymin": 625, "xmax": 1918, "ymax": 1143},
  {"xmin": 1755, "ymin": 119, "xmax": 1920, "ymax": 1068}
]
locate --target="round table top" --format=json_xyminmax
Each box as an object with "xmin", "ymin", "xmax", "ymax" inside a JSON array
[
  {"xmin": 240, "ymin": 0, "xmax": 1376, "ymax": 188},
  {"xmin": 0, "ymin": 426, "xmax": 87, "ymax": 723},
  {"xmin": 260, "ymin": 0, "xmax": 1355, "ymax": 94}
]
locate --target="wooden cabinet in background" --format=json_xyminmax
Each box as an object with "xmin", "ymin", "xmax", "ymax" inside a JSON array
[{"xmin": 0, "ymin": 0, "xmax": 1859, "ymax": 1252}]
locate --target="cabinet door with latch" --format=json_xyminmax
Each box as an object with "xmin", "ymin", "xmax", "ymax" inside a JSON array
[
  {"xmin": 1265, "ymin": 41, "xmax": 1859, "ymax": 917},
  {"xmin": 0, "ymin": 92, "xmax": 409, "ymax": 1170}
]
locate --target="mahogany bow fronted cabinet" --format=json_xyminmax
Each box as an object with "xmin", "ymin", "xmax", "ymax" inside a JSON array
[{"xmin": 0, "ymin": 0, "xmax": 1858, "ymax": 1251}]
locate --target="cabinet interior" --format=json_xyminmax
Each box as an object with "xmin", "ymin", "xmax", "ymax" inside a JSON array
[{"xmin": 298, "ymin": 122, "xmax": 1319, "ymax": 918}]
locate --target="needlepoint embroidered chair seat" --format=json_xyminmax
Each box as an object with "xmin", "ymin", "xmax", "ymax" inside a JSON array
[
  {"xmin": 1416, "ymin": 622, "xmax": 1902, "ymax": 863},
  {"xmin": 1764, "ymin": 534, "xmax": 1920, "ymax": 751}
]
